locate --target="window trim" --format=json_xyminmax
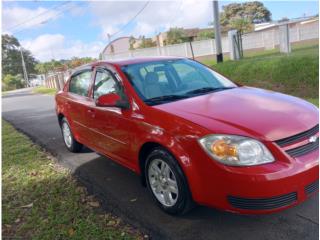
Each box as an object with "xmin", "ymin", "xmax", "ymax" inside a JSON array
[
  {"xmin": 92, "ymin": 67, "xmax": 122, "ymax": 100},
  {"xmin": 68, "ymin": 68, "xmax": 93, "ymax": 97}
]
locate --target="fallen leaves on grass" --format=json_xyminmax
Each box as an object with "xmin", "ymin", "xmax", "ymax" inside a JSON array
[
  {"xmin": 2, "ymin": 120, "xmax": 146, "ymax": 240},
  {"xmin": 68, "ymin": 228, "xmax": 75, "ymax": 237},
  {"xmin": 20, "ymin": 203, "xmax": 33, "ymax": 208},
  {"xmin": 88, "ymin": 201, "xmax": 100, "ymax": 208}
]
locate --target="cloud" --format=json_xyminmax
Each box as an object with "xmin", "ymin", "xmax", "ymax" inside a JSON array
[
  {"xmin": 21, "ymin": 34, "xmax": 104, "ymax": 62},
  {"xmin": 89, "ymin": 0, "xmax": 213, "ymax": 40},
  {"xmin": 12, "ymin": 1, "xmax": 214, "ymax": 61},
  {"xmin": 2, "ymin": 6, "xmax": 63, "ymax": 33}
]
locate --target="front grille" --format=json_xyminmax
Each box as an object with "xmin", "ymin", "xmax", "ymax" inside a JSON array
[
  {"xmin": 228, "ymin": 192, "xmax": 297, "ymax": 210},
  {"xmin": 285, "ymin": 138, "xmax": 319, "ymax": 158},
  {"xmin": 275, "ymin": 124, "xmax": 319, "ymax": 147},
  {"xmin": 305, "ymin": 180, "xmax": 319, "ymax": 195}
]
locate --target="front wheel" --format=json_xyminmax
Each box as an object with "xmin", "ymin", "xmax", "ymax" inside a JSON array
[
  {"xmin": 145, "ymin": 148, "xmax": 194, "ymax": 215},
  {"xmin": 61, "ymin": 118, "xmax": 83, "ymax": 153}
]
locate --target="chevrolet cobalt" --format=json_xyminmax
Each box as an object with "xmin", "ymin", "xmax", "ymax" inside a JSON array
[{"xmin": 55, "ymin": 57, "xmax": 319, "ymax": 215}]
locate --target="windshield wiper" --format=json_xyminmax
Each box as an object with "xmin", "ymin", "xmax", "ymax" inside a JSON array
[
  {"xmin": 144, "ymin": 95, "xmax": 189, "ymax": 105},
  {"xmin": 185, "ymin": 87, "xmax": 234, "ymax": 95}
]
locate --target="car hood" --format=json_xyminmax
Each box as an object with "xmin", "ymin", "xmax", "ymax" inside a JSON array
[{"xmin": 154, "ymin": 87, "xmax": 319, "ymax": 141}]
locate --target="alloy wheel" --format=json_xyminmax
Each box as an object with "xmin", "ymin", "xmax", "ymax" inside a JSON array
[
  {"xmin": 62, "ymin": 122, "xmax": 72, "ymax": 148},
  {"xmin": 148, "ymin": 159, "xmax": 179, "ymax": 207}
]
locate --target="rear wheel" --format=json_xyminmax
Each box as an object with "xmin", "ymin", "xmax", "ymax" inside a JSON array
[
  {"xmin": 61, "ymin": 118, "xmax": 83, "ymax": 153},
  {"xmin": 145, "ymin": 147, "xmax": 194, "ymax": 215}
]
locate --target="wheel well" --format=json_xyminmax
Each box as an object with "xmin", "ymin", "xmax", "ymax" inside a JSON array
[
  {"xmin": 57, "ymin": 113, "xmax": 64, "ymax": 126},
  {"xmin": 138, "ymin": 142, "xmax": 163, "ymax": 186}
]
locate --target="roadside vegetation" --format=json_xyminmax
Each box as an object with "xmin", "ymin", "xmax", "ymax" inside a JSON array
[
  {"xmin": 2, "ymin": 120, "xmax": 145, "ymax": 240},
  {"xmin": 202, "ymin": 43, "xmax": 319, "ymax": 103},
  {"xmin": 32, "ymin": 86, "xmax": 57, "ymax": 95}
]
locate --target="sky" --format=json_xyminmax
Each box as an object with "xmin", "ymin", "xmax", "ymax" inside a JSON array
[{"xmin": 2, "ymin": 0, "xmax": 319, "ymax": 62}]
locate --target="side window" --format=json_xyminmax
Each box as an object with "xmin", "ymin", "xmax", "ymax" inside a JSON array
[
  {"xmin": 93, "ymin": 69, "xmax": 118, "ymax": 99},
  {"xmin": 69, "ymin": 70, "xmax": 92, "ymax": 96}
]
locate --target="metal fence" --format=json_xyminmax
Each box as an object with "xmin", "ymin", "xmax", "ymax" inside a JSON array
[{"xmin": 102, "ymin": 20, "xmax": 319, "ymax": 60}]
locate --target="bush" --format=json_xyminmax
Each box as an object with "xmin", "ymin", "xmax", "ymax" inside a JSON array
[{"xmin": 2, "ymin": 74, "xmax": 25, "ymax": 91}]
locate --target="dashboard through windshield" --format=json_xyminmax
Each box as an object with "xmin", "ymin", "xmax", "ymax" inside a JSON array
[{"xmin": 122, "ymin": 59, "xmax": 237, "ymax": 105}]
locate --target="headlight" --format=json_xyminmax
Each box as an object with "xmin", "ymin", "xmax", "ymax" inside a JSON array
[{"xmin": 198, "ymin": 135, "xmax": 274, "ymax": 166}]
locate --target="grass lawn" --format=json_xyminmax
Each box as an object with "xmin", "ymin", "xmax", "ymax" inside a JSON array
[
  {"xmin": 201, "ymin": 43, "xmax": 319, "ymax": 103},
  {"xmin": 2, "ymin": 120, "xmax": 145, "ymax": 240},
  {"xmin": 33, "ymin": 86, "xmax": 57, "ymax": 95},
  {"xmin": 307, "ymin": 98, "xmax": 319, "ymax": 106}
]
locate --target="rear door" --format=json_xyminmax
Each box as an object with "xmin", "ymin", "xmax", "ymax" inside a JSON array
[{"xmin": 65, "ymin": 68, "xmax": 94, "ymax": 143}]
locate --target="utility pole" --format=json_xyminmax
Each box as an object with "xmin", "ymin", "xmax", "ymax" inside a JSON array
[
  {"xmin": 19, "ymin": 47, "xmax": 29, "ymax": 87},
  {"xmin": 213, "ymin": 0, "xmax": 223, "ymax": 63},
  {"xmin": 107, "ymin": 33, "xmax": 114, "ymax": 55}
]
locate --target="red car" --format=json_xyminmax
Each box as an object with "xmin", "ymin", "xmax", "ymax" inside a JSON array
[{"xmin": 55, "ymin": 57, "xmax": 319, "ymax": 215}]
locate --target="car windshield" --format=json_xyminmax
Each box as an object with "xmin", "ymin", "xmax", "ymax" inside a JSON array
[{"xmin": 122, "ymin": 59, "xmax": 237, "ymax": 105}]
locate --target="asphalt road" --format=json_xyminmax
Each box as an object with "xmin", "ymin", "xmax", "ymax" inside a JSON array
[{"xmin": 3, "ymin": 88, "xmax": 319, "ymax": 240}]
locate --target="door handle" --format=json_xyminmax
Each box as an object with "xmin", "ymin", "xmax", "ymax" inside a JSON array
[
  {"xmin": 87, "ymin": 108, "xmax": 96, "ymax": 118},
  {"xmin": 65, "ymin": 101, "xmax": 71, "ymax": 109}
]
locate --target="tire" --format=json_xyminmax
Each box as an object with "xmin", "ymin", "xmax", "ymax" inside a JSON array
[
  {"xmin": 145, "ymin": 147, "xmax": 194, "ymax": 215},
  {"xmin": 60, "ymin": 117, "xmax": 83, "ymax": 153}
]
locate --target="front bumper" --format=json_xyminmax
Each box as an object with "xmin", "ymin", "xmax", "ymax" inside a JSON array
[{"xmin": 188, "ymin": 144, "xmax": 319, "ymax": 214}]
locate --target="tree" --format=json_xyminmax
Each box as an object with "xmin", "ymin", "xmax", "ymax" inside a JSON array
[
  {"xmin": 137, "ymin": 36, "xmax": 157, "ymax": 49},
  {"xmin": 219, "ymin": 1, "xmax": 271, "ymax": 32},
  {"xmin": 35, "ymin": 63, "xmax": 49, "ymax": 75},
  {"xmin": 129, "ymin": 36, "xmax": 136, "ymax": 50},
  {"xmin": 35, "ymin": 57, "xmax": 96, "ymax": 76},
  {"xmin": 68, "ymin": 57, "xmax": 95, "ymax": 69},
  {"xmin": 2, "ymin": 34, "xmax": 38, "ymax": 79},
  {"xmin": 278, "ymin": 17, "xmax": 289, "ymax": 23},
  {"xmin": 230, "ymin": 17, "xmax": 253, "ymax": 35},
  {"xmin": 196, "ymin": 30, "xmax": 215, "ymax": 41},
  {"xmin": 166, "ymin": 28, "xmax": 188, "ymax": 45}
]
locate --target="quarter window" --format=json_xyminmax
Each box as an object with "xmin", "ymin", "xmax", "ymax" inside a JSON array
[
  {"xmin": 69, "ymin": 70, "xmax": 92, "ymax": 96},
  {"xmin": 93, "ymin": 69, "xmax": 119, "ymax": 99}
]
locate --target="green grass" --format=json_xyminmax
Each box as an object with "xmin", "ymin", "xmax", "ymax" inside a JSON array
[
  {"xmin": 2, "ymin": 120, "xmax": 144, "ymax": 240},
  {"xmin": 33, "ymin": 86, "xmax": 57, "ymax": 95},
  {"xmin": 201, "ymin": 43, "xmax": 319, "ymax": 100},
  {"xmin": 306, "ymin": 98, "xmax": 319, "ymax": 106}
]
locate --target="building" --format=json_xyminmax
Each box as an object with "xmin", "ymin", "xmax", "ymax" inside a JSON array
[
  {"xmin": 101, "ymin": 36, "xmax": 131, "ymax": 57},
  {"xmin": 254, "ymin": 16, "xmax": 319, "ymax": 32},
  {"xmin": 132, "ymin": 37, "xmax": 154, "ymax": 49}
]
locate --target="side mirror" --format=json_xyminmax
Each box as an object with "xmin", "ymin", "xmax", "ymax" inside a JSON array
[{"xmin": 96, "ymin": 93, "xmax": 129, "ymax": 109}]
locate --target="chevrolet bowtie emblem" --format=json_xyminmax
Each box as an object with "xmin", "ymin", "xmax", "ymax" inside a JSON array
[{"xmin": 309, "ymin": 135, "xmax": 318, "ymax": 143}]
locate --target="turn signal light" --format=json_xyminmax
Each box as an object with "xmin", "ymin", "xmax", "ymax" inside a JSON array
[{"xmin": 210, "ymin": 140, "xmax": 237, "ymax": 158}]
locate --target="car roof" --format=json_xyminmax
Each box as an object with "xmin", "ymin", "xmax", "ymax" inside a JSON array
[{"xmin": 74, "ymin": 56, "xmax": 186, "ymax": 72}]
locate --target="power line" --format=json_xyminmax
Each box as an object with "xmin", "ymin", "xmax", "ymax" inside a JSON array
[
  {"xmin": 168, "ymin": 0, "xmax": 184, "ymax": 28},
  {"xmin": 5, "ymin": 1, "xmax": 71, "ymax": 32},
  {"xmin": 12, "ymin": 2, "xmax": 86, "ymax": 35},
  {"xmin": 108, "ymin": 1, "xmax": 150, "ymax": 39},
  {"xmin": 12, "ymin": 2, "xmax": 76, "ymax": 35}
]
